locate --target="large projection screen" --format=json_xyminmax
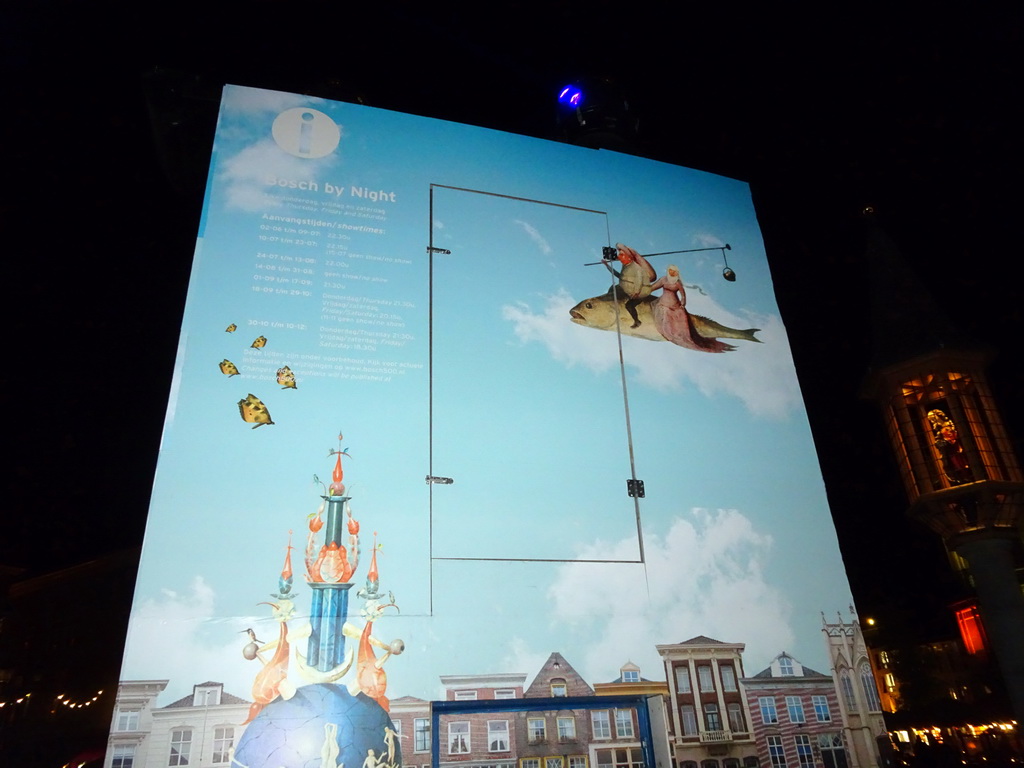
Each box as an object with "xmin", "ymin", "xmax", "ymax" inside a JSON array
[{"xmin": 111, "ymin": 85, "xmax": 854, "ymax": 767}]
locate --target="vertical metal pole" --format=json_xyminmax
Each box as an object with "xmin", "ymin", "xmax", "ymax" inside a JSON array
[
  {"xmin": 610, "ymin": 280, "xmax": 646, "ymax": 565},
  {"xmin": 428, "ymin": 185, "xmax": 435, "ymax": 615}
]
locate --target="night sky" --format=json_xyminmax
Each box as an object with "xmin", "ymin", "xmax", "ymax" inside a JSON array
[{"xmin": 5, "ymin": 4, "xmax": 1022, "ymax": 650}]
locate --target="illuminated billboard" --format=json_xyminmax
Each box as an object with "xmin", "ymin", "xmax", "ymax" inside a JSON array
[{"xmin": 113, "ymin": 85, "xmax": 853, "ymax": 767}]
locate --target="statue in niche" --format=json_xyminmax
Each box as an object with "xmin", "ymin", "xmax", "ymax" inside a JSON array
[{"xmin": 927, "ymin": 408, "xmax": 973, "ymax": 485}]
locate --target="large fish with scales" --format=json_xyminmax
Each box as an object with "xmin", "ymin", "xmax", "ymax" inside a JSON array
[{"xmin": 569, "ymin": 287, "xmax": 761, "ymax": 345}]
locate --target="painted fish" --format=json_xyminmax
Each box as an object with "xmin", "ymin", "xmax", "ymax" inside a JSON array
[
  {"xmin": 569, "ymin": 288, "xmax": 761, "ymax": 344},
  {"xmin": 277, "ymin": 365, "xmax": 297, "ymax": 389},
  {"xmin": 251, "ymin": 335, "xmax": 267, "ymax": 349},
  {"xmin": 226, "ymin": 323, "xmax": 237, "ymax": 333},
  {"xmin": 219, "ymin": 359, "xmax": 240, "ymax": 377},
  {"xmin": 238, "ymin": 394, "xmax": 275, "ymax": 428}
]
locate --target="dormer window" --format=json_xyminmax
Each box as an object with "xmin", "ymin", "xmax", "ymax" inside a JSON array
[
  {"xmin": 622, "ymin": 670, "xmax": 640, "ymax": 683},
  {"xmin": 778, "ymin": 657, "xmax": 794, "ymax": 677},
  {"xmin": 193, "ymin": 684, "xmax": 222, "ymax": 706},
  {"xmin": 551, "ymin": 678, "xmax": 567, "ymax": 697}
]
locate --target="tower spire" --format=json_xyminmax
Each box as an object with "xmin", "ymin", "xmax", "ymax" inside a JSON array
[{"xmin": 861, "ymin": 210, "xmax": 1024, "ymax": 723}]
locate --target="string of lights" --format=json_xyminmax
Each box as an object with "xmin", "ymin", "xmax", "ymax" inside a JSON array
[{"xmin": 0, "ymin": 689, "xmax": 108, "ymax": 711}]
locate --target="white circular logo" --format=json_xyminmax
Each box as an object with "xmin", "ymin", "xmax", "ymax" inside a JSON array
[{"xmin": 271, "ymin": 107, "xmax": 341, "ymax": 159}]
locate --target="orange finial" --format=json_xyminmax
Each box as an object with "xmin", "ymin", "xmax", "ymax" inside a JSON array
[
  {"xmin": 281, "ymin": 531, "xmax": 294, "ymax": 581},
  {"xmin": 368, "ymin": 532, "xmax": 380, "ymax": 583}
]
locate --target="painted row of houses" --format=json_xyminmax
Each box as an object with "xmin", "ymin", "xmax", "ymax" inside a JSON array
[{"xmin": 106, "ymin": 615, "xmax": 887, "ymax": 768}]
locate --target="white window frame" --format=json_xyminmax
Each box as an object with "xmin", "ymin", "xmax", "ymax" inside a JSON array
[
  {"xmin": 116, "ymin": 708, "xmax": 140, "ymax": 731},
  {"xmin": 727, "ymin": 702, "xmax": 744, "ymax": 732},
  {"xmin": 615, "ymin": 709, "xmax": 634, "ymax": 738},
  {"xmin": 622, "ymin": 670, "xmax": 640, "ymax": 683},
  {"xmin": 494, "ymin": 688, "xmax": 517, "ymax": 699},
  {"xmin": 720, "ymin": 666, "xmax": 737, "ymax": 692},
  {"xmin": 111, "ymin": 745, "xmax": 136, "ymax": 768},
  {"xmin": 193, "ymin": 685, "xmax": 221, "ymax": 706},
  {"xmin": 455, "ymin": 690, "xmax": 478, "ymax": 700},
  {"xmin": 778, "ymin": 657, "xmax": 795, "ymax": 677},
  {"xmin": 591, "ymin": 710, "xmax": 611, "ymax": 739},
  {"xmin": 212, "ymin": 726, "xmax": 234, "ymax": 764},
  {"xmin": 812, "ymin": 695, "xmax": 831, "ymax": 722},
  {"xmin": 448, "ymin": 721, "xmax": 470, "ymax": 755},
  {"xmin": 698, "ymin": 666, "xmax": 714, "ymax": 692},
  {"xmin": 558, "ymin": 715, "xmax": 577, "ymax": 740},
  {"xmin": 794, "ymin": 734, "xmax": 813, "ymax": 767},
  {"xmin": 786, "ymin": 696, "xmax": 805, "ymax": 723},
  {"xmin": 703, "ymin": 703, "xmax": 722, "ymax": 732},
  {"xmin": 169, "ymin": 728, "xmax": 193, "ymax": 767},
  {"xmin": 569, "ymin": 757, "xmax": 588, "ymax": 768},
  {"xmin": 759, "ymin": 697, "xmax": 779, "ymax": 725},
  {"xmin": 767, "ymin": 735, "xmax": 787, "ymax": 768},
  {"xmin": 680, "ymin": 705, "xmax": 698, "ymax": 736},
  {"xmin": 675, "ymin": 666, "xmax": 691, "ymax": 693},
  {"xmin": 488, "ymin": 720, "xmax": 510, "ymax": 752}
]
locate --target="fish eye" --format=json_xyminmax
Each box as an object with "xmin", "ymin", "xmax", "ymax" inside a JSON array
[{"xmin": 585, "ymin": 302, "xmax": 593, "ymax": 309}]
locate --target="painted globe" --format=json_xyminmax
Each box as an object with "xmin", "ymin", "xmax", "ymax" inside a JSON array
[{"xmin": 233, "ymin": 684, "xmax": 400, "ymax": 768}]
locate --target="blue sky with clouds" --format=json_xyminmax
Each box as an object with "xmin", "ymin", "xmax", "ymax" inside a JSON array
[{"xmin": 120, "ymin": 86, "xmax": 851, "ymax": 706}]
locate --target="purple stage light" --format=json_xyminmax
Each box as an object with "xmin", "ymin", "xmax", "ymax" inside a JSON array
[{"xmin": 558, "ymin": 85, "xmax": 583, "ymax": 107}]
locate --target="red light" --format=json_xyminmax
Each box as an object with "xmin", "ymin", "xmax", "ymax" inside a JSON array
[{"xmin": 956, "ymin": 605, "xmax": 987, "ymax": 654}]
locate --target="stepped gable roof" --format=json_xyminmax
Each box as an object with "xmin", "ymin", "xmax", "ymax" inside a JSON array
[{"xmin": 525, "ymin": 652, "xmax": 594, "ymax": 697}]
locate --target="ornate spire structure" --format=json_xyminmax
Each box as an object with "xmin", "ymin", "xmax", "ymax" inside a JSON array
[
  {"xmin": 305, "ymin": 437, "xmax": 360, "ymax": 672},
  {"xmin": 860, "ymin": 210, "xmax": 1024, "ymax": 722}
]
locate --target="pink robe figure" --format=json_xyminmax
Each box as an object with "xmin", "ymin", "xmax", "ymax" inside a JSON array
[{"xmin": 650, "ymin": 270, "xmax": 735, "ymax": 353}]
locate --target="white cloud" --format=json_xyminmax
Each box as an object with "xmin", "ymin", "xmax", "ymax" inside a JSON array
[
  {"xmin": 503, "ymin": 289, "xmax": 620, "ymax": 373},
  {"xmin": 694, "ymin": 233, "xmax": 726, "ymax": 248},
  {"xmin": 514, "ymin": 220, "xmax": 553, "ymax": 255},
  {"xmin": 549, "ymin": 510, "xmax": 795, "ymax": 683},
  {"xmin": 220, "ymin": 139, "xmax": 332, "ymax": 212},
  {"xmin": 121, "ymin": 576, "xmax": 273, "ymax": 706},
  {"xmin": 498, "ymin": 637, "xmax": 549, "ymax": 691},
  {"xmin": 502, "ymin": 290, "xmax": 801, "ymax": 418}
]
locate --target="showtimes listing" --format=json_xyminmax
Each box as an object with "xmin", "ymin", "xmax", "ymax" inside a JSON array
[{"xmin": 227, "ymin": 181, "xmax": 421, "ymax": 382}]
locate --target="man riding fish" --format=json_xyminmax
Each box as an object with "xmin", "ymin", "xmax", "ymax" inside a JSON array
[{"xmin": 602, "ymin": 243, "xmax": 656, "ymax": 329}]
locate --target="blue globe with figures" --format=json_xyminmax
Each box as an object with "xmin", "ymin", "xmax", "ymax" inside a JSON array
[{"xmin": 233, "ymin": 684, "xmax": 401, "ymax": 768}]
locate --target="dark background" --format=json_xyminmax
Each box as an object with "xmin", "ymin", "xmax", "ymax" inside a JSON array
[{"xmin": 2, "ymin": 3, "xmax": 1022, "ymax": 760}]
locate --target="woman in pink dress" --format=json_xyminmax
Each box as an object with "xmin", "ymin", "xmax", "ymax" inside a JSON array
[{"xmin": 650, "ymin": 265, "xmax": 734, "ymax": 353}]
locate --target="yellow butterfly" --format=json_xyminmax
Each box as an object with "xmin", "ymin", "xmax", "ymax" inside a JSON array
[
  {"xmin": 277, "ymin": 366, "xmax": 297, "ymax": 390},
  {"xmin": 219, "ymin": 359, "xmax": 240, "ymax": 377},
  {"xmin": 225, "ymin": 323, "xmax": 237, "ymax": 333},
  {"xmin": 251, "ymin": 335, "xmax": 267, "ymax": 349},
  {"xmin": 238, "ymin": 394, "xmax": 274, "ymax": 428}
]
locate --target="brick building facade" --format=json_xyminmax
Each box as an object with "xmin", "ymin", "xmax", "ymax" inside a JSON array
[
  {"xmin": 657, "ymin": 636, "xmax": 759, "ymax": 768},
  {"xmin": 743, "ymin": 653, "xmax": 848, "ymax": 768}
]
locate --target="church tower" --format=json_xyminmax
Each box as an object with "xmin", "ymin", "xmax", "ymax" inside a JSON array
[{"xmin": 860, "ymin": 211, "xmax": 1024, "ymax": 722}]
